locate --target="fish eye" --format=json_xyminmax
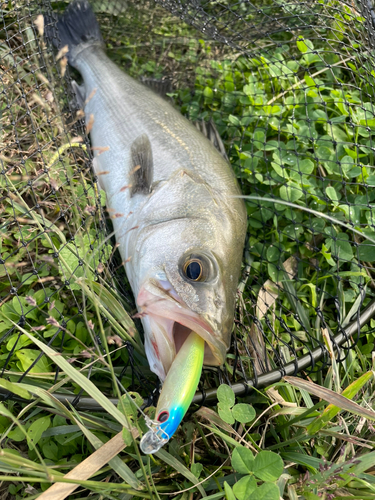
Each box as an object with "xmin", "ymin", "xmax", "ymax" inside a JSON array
[
  {"xmin": 180, "ymin": 252, "xmax": 215, "ymax": 283},
  {"xmin": 184, "ymin": 259, "xmax": 203, "ymax": 281}
]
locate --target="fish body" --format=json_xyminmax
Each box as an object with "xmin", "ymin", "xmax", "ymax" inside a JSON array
[{"xmin": 49, "ymin": 0, "xmax": 247, "ymax": 381}]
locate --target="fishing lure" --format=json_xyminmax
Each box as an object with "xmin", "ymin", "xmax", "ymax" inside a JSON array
[{"xmin": 140, "ymin": 332, "xmax": 204, "ymax": 454}]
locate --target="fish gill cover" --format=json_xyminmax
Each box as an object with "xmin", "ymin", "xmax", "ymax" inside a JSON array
[{"xmin": 1, "ymin": 0, "xmax": 375, "ymax": 411}]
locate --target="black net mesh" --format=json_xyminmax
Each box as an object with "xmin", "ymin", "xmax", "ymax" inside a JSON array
[{"xmin": 1, "ymin": 0, "xmax": 375, "ymax": 408}]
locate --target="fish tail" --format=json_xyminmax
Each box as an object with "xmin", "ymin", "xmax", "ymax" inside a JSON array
[{"xmin": 44, "ymin": 0, "xmax": 103, "ymax": 66}]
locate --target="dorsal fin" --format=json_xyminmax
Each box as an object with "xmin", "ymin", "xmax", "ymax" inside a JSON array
[
  {"xmin": 130, "ymin": 134, "xmax": 153, "ymax": 197},
  {"xmin": 194, "ymin": 119, "xmax": 229, "ymax": 162},
  {"xmin": 141, "ymin": 77, "xmax": 174, "ymax": 99}
]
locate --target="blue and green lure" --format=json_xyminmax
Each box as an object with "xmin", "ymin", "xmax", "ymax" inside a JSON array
[{"xmin": 140, "ymin": 332, "xmax": 204, "ymax": 454}]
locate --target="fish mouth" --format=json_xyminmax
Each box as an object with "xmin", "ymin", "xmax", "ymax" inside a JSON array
[{"xmin": 137, "ymin": 284, "xmax": 226, "ymax": 381}]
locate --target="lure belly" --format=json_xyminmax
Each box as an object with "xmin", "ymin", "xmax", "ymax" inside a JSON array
[{"xmin": 140, "ymin": 332, "xmax": 204, "ymax": 454}]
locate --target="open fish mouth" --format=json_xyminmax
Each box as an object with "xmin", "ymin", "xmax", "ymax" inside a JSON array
[{"xmin": 137, "ymin": 285, "xmax": 226, "ymax": 381}]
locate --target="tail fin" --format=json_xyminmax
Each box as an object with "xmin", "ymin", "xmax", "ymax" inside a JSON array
[{"xmin": 44, "ymin": 0, "xmax": 103, "ymax": 65}]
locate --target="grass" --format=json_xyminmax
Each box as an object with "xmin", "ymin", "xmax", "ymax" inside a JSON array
[{"xmin": 1, "ymin": 0, "xmax": 375, "ymax": 499}]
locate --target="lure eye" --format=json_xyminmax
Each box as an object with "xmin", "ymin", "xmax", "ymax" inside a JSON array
[
  {"xmin": 157, "ymin": 410, "xmax": 169, "ymax": 423},
  {"xmin": 184, "ymin": 259, "xmax": 203, "ymax": 281}
]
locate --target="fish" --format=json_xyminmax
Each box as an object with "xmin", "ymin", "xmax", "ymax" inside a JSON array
[{"xmin": 47, "ymin": 0, "xmax": 247, "ymax": 384}]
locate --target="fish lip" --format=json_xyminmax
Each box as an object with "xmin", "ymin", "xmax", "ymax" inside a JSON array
[{"xmin": 137, "ymin": 284, "xmax": 226, "ymax": 380}]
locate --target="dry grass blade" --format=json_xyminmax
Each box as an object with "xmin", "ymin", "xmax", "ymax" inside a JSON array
[
  {"xmin": 72, "ymin": 416, "xmax": 140, "ymax": 487},
  {"xmin": 257, "ymin": 256, "xmax": 298, "ymax": 320},
  {"xmin": 37, "ymin": 432, "xmax": 133, "ymax": 500},
  {"xmin": 307, "ymin": 370, "xmax": 374, "ymax": 434},
  {"xmin": 196, "ymin": 406, "xmax": 236, "ymax": 433},
  {"xmin": 248, "ymin": 255, "xmax": 298, "ymax": 373},
  {"xmin": 284, "ymin": 375, "xmax": 375, "ymax": 421}
]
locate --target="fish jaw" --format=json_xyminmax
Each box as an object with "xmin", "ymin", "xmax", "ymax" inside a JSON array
[
  {"xmin": 137, "ymin": 284, "xmax": 227, "ymax": 381},
  {"xmin": 141, "ymin": 313, "xmax": 175, "ymax": 381}
]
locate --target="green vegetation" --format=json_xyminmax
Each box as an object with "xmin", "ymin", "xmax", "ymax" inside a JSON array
[{"xmin": 1, "ymin": 0, "xmax": 375, "ymax": 499}]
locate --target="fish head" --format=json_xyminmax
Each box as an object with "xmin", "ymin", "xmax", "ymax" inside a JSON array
[{"xmin": 133, "ymin": 193, "xmax": 246, "ymax": 381}]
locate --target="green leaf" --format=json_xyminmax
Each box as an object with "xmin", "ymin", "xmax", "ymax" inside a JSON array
[
  {"xmin": 191, "ymin": 463, "xmax": 203, "ymax": 479},
  {"xmin": 267, "ymin": 263, "xmax": 283, "ymax": 282},
  {"xmin": 303, "ymin": 494, "xmax": 321, "ymax": 500},
  {"xmin": 326, "ymin": 186, "xmax": 338, "ymax": 201},
  {"xmin": 15, "ymin": 349, "xmax": 51, "ymax": 374},
  {"xmin": 203, "ymin": 86, "xmax": 213, "ymax": 99},
  {"xmin": 299, "ymin": 159, "xmax": 315, "ymax": 174},
  {"xmin": 218, "ymin": 403, "xmax": 235, "ymax": 425},
  {"xmin": 348, "ymin": 166, "xmax": 363, "ymax": 178},
  {"xmin": 224, "ymin": 481, "xmax": 237, "ymax": 500},
  {"xmin": 232, "ymin": 404, "xmax": 256, "ymax": 424},
  {"xmin": 328, "ymin": 236, "xmax": 353, "ymax": 262},
  {"xmin": 248, "ymin": 482, "xmax": 280, "ymax": 500},
  {"xmin": 321, "ymin": 243, "xmax": 336, "ymax": 266},
  {"xmin": 326, "ymin": 124, "xmax": 348, "ymax": 142},
  {"xmin": 340, "ymin": 155, "xmax": 354, "ymax": 173},
  {"xmin": 253, "ymin": 128, "xmax": 265, "ymax": 144},
  {"xmin": 280, "ymin": 184, "xmax": 303, "ymax": 202},
  {"xmin": 8, "ymin": 426, "xmax": 25, "ymax": 442},
  {"xmin": 264, "ymin": 140, "xmax": 280, "ymax": 151},
  {"xmin": 59, "ymin": 244, "xmax": 86, "ymax": 290},
  {"xmin": 217, "ymin": 384, "xmax": 235, "ymax": 408},
  {"xmin": 232, "ymin": 446, "xmax": 254, "ymax": 474},
  {"xmin": 296, "ymin": 37, "xmax": 314, "ymax": 53},
  {"xmin": 243, "ymin": 84, "xmax": 255, "ymax": 96},
  {"xmin": 42, "ymin": 440, "xmax": 59, "ymax": 461},
  {"xmin": 252, "ymin": 451, "xmax": 284, "ymax": 481},
  {"xmin": 27, "ymin": 416, "xmax": 51, "ymax": 450},
  {"xmin": 358, "ymin": 243, "xmax": 375, "ymax": 262},
  {"xmin": 122, "ymin": 427, "xmax": 133, "ymax": 447},
  {"xmin": 266, "ymin": 245, "xmax": 281, "ymax": 263},
  {"xmin": 281, "ymin": 268, "xmax": 312, "ymax": 335},
  {"xmin": 233, "ymin": 476, "xmax": 257, "ymax": 500},
  {"xmin": 271, "ymin": 162, "xmax": 287, "ymax": 179},
  {"xmin": 92, "ymin": 1, "xmax": 127, "ymax": 14},
  {"xmin": 304, "ymin": 74, "xmax": 317, "ymax": 88},
  {"xmin": 118, "ymin": 392, "xmax": 144, "ymax": 422},
  {"xmin": 228, "ymin": 115, "xmax": 240, "ymax": 126}
]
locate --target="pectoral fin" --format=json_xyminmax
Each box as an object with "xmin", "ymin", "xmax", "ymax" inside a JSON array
[{"xmin": 130, "ymin": 134, "xmax": 153, "ymax": 197}]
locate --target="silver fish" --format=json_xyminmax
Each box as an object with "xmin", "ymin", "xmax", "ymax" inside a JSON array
[{"xmin": 50, "ymin": 0, "xmax": 247, "ymax": 381}]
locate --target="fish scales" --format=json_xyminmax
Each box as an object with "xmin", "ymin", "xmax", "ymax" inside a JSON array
[{"xmin": 78, "ymin": 49, "xmax": 240, "ymax": 192}]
